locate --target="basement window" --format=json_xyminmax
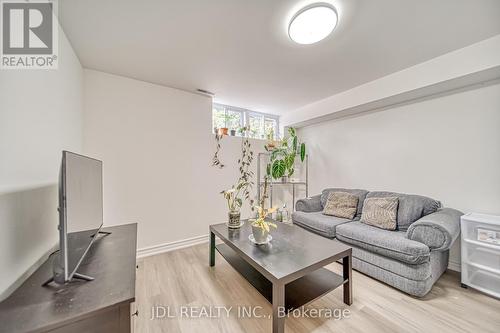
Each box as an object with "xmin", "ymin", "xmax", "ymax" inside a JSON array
[{"xmin": 212, "ymin": 103, "xmax": 279, "ymax": 140}]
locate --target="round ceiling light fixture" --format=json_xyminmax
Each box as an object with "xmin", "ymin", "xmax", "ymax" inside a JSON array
[{"xmin": 288, "ymin": 3, "xmax": 338, "ymax": 44}]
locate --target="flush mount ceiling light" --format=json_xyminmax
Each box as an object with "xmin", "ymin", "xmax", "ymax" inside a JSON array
[{"xmin": 288, "ymin": 3, "xmax": 338, "ymax": 44}]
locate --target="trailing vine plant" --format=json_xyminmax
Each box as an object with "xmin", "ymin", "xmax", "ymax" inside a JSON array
[
  {"xmin": 219, "ymin": 126, "xmax": 255, "ymax": 211},
  {"xmin": 212, "ymin": 132, "xmax": 225, "ymax": 168},
  {"xmin": 237, "ymin": 126, "xmax": 255, "ymax": 207}
]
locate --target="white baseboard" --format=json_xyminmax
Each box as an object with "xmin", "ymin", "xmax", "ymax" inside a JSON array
[
  {"xmin": 136, "ymin": 235, "xmax": 208, "ymax": 258},
  {"xmin": 448, "ymin": 260, "xmax": 461, "ymax": 272}
]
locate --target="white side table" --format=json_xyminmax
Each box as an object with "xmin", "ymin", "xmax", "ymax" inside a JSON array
[{"xmin": 460, "ymin": 213, "xmax": 500, "ymax": 298}]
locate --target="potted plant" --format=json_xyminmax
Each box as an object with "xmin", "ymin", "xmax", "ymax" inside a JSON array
[
  {"xmin": 219, "ymin": 113, "xmax": 241, "ymax": 136},
  {"xmin": 249, "ymin": 166, "xmax": 277, "ymax": 243},
  {"xmin": 218, "ymin": 127, "xmax": 228, "ymax": 136},
  {"xmin": 266, "ymin": 127, "xmax": 306, "ymax": 180},
  {"xmin": 221, "ymin": 184, "xmax": 246, "ymax": 228},
  {"xmin": 265, "ymin": 129, "xmax": 277, "ymax": 150},
  {"xmin": 251, "ymin": 205, "xmax": 277, "ymax": 243}
]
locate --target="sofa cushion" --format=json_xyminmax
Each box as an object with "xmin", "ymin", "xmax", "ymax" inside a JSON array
[
  {"xmin": 360, "ymin": 197, "xmax": 399, "ymax": 230},
  {"xmin": 336, "ymin": 221, "xmax": 430, "ymax": 264},
  {"xmin": 321, "ymin": 188, "xmax": 369, "ymax": 220},
  {"xmin": 333, "ymin": 239, "xmax": 442, "ymax": 281},
  {"xmin": 292, "ymin": 211, "xmax": 351, "ymax": 238},
  {"xmin": 323, "ymin": 191, "xmax": 358, "ymax": 219},
  {"xmin": 366, "ymin": 191, "xmax": 441, "ymax": 231},
  {"xmin": 347, "ymin": 250, "xmax": 448, "ymax": 297}
]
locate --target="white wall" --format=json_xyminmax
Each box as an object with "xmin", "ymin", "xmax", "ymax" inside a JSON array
[
  {"xmin": 83, "ymin": 70, "xmax": 267, "ymax": 250},
  {"xmin": 297, "ymin": 83, "xmax": 500, "ymax": 270},
  {"xmin": 0, "ymin": 29, "xmax": 83, "ymax": 299}
]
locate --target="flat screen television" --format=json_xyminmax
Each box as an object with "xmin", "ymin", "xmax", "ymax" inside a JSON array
[{"xmin": 46, "ymin": 151, "xmax": 104, "ymax": 285}]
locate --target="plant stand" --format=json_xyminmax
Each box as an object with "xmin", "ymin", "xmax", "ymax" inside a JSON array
[{"xmin": 257, "ymin": 152, "xmax": 308, "ymax": 212}]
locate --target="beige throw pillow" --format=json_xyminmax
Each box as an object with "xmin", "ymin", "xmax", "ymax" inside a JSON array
[
  {"xmin": 360, "ymin": 197, "xmax": 399, "ymax": 230},
  {"xmin": 323, "ymin": 192, "xmax": 359, "ymax": 220}
]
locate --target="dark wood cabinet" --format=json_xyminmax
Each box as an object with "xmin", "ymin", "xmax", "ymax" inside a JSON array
[{"xmin": 0, "ymin": 224, "xmax": 137, "ymax": 333}]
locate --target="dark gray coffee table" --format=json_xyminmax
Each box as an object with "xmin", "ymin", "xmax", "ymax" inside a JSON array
[{"xmin": 209, "ymin": 220, "xmax": 352, "ymax": 333}]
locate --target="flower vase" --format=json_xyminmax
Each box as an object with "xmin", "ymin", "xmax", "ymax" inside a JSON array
[{"xmin": 228, "ymin": 210, "xmax": 241, "ymax": 228}]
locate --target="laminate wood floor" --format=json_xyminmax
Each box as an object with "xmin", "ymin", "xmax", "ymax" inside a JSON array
[{"xmin": 134, "ymin": 243, "xmax": 500, "ymax": 333}]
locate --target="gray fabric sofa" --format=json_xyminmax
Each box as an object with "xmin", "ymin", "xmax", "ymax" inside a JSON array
[{"xmin": 292, "ymin": 188, "xmax": 462, "ymax": 297}]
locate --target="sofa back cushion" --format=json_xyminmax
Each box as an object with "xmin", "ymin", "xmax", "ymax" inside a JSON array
[
  {"xmin": 321, "ymin": 188, "xmax": 369, "ymax": 220},
  {"xmin": 366, "ymin": 191, "xmax": 441, "ymax": 231}
]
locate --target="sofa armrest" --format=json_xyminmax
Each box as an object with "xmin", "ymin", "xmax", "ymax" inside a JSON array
[
  {"xmin": 296, "ymin": 195, "xmax": 322, "ymax": 212},
  {"xmin": 406, "ymin": 208, "xmax": 463, "ymax": 251}
]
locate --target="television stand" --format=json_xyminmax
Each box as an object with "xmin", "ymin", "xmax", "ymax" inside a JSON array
[{"xmin": 0, "ymin": 223, "xmax": 137, "ymax": 333}]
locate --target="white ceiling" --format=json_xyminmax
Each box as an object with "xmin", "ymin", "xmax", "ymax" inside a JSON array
[{"xmin": 59, "ymin": 0, "xmax": 500, "ymax": 115}]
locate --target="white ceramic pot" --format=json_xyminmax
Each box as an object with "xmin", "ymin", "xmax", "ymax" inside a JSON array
[{"xmin": 251, "ymin": 224, "xmax": 269, "ymax": 243}]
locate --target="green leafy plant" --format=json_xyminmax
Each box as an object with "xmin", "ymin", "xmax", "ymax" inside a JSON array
[
  {"xmin": 271, "ymin": 159, "xmax": 286, "ymax": 179},
  {"xmin": 221, "ymin": 181, "xmax": 248, "ymax": 211},
  {"xmin": 265, "ymin": 127, "xmax": 306, "ymax": 179}
]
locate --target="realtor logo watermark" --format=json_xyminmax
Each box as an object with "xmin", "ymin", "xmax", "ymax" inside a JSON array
[
  {"xmin": 149, "ymin": 305, "xmax": 351, "ymax": 321},
  {"xmin": 1, "ymin": 0, "xmax": 58, "ymax": 69}
]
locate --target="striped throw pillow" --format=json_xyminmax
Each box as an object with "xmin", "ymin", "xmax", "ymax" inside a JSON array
[{"xmin": 360, "ymin": 197, "xmax": 399, "ymax": 230}]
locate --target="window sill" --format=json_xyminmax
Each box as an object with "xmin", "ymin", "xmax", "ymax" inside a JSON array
[{"xmin": 213, "ymin": 133, "xmax": 273, "ymax": 142}]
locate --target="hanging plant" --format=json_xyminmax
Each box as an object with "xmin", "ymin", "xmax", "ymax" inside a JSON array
[
  {"xmin": 237, "ymin": 126, "xmax": 255, "ymax": 207},
  {"xmin": 212, "ymin": 132, "xmax": 225, "ymax": 168},
  {"xmin": 219, "ymin": 126, "xmax": 255, "ymax": 211}
]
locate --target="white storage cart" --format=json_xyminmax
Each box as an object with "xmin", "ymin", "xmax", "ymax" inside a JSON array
[{"xmin": 460, "ymin": 213, "xmax": 500, "ymax": 298}]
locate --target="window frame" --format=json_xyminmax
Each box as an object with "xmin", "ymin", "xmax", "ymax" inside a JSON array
[
  {"xmin": 213, "ymin": 103, "xmax": 280, "ymax": 139},
  {"xmin": 225, "ymin": 107, "xmax": 245, "ymax": 130},
  {"xmin": 212, "ymin": 104, "xmax": 227, "ymax": 130}
]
